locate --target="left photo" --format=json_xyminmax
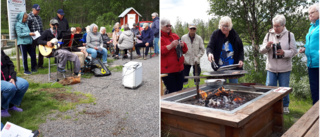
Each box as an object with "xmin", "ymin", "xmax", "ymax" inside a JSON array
[{"xmin": 1, "ymin": 0, "xmax": 160, "ymax": 136}]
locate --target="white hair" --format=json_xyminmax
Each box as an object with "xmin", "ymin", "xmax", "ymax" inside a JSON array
[
  {"xmin": 151, "ymin": 12, "xmax": 158, "ymax": 17},
  {"xmin": 86, "ymin": 26, "xmax": 90, "ymax": 33},
  {"xmin": 70, "ymin": 27, "xmax": 76, "ymax": 32},
  {"xmin": 160, "ymin": 18, "xmax": 171, "ymax": 28},
  {"xmin": 100, "ymin": 27, "xmax": 106, "ymax": 33},
  {"xmin": 113, "ymin": 24, "xmax": 119, "ymax": 29},
  {"xmin": 272, "ymin": 14, "xmax": 286, "ymax": 26},
  {"xmin": 218, "ymin": 16, "xmax": 233, "ymax": 30},
  {"xmin": 309, "ymin": 3, "xmax": 319, "ymax": 12}
]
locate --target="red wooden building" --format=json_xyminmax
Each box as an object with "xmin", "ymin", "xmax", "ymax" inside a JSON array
[{"xmin": 118, "ymin": 7, "xmax": 142, "ymax": 29}]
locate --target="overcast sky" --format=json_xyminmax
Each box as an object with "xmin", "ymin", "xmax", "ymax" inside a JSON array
[{"xmin": 160, "ymin": 0, "xmax": 215, "ymax": 26}]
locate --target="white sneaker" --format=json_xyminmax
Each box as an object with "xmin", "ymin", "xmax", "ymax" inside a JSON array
[
  {"xmin": 283, "ymin": 107, "xmax": 290, "ymax": 114},
  {"xmin": 104, "ymin": 63, "xmax": 109, "ymax": 67}
]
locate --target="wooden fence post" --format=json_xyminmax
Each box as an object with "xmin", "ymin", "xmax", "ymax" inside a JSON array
[{"xmin": 15, "ymin": 39, "xmax": 20, "ymax": 73}]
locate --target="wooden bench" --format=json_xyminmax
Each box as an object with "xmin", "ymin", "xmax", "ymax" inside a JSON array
[{"xmin": 282, "ymin": 101, "xmax": 319, "ymax": 137}]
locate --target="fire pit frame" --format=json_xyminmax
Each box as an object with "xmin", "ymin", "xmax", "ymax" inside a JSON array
[{"xmin": 161, "ymin": 84, "xmax": 292, "ymax": 137}]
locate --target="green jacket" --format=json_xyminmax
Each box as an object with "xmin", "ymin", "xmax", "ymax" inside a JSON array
[{"xmin": 15, "ymin": 12, "xmax": 33, "ymax": 45}]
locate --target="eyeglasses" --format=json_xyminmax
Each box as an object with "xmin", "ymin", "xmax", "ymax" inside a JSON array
[
  {"xmin": 190, "ymin": 28, "xmax": 196, "ymax": 30},
  {"xmin": 166, "ymin": 25, "xmax": 172, "ymax": 28},
  {"xmin": 273, "ymin": 25, "xmax": 283, "ymax": 28},
  {"xmin": 309, "ymin": 10, "xmax": 318, "ymax": 15},
  {"xmin": 221, "ymin": 25, "xmax": 229, "ymax": 29}
]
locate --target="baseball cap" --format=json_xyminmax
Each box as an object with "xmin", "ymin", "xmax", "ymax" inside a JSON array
[
  {"xmin": 32, "ymin": 4, "xmax": 41, "ymax": 11},
  {"xmin": 189, "ymin": 24, "xmax": 197, "ymax": 29},
  {"xmin": 142, "ymin": 23, "xmax": 149, "ymax": 29},
  {"xmin": 57, "ymin": 9, "xmax": 65, "ymax": 16},
  {"xmin": 50, "ymin": 19, "xmax": 59, "ymax": 25}
]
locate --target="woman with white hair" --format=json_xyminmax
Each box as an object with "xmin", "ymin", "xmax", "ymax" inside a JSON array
[
  {"xmin": 100, "ymin": 27, "xmax": 113, "ymax": 49},
  {"xmin": 86, "ymin": 23, "xmax": 108, "ymax": 66},
  {"xmin": 207, "ymin": 16, "xmax": 244, "ymax": 83},
  {"xmin": 299, "ymin": 3, "xmax": 319, "ymax": 105},
  {"xmin": 260, "ymin": 14, "xmax": 297, "ymax": 113},
  {"xmin": 161, "ymin": 18, "xmax": 188, "ymax": 94}
]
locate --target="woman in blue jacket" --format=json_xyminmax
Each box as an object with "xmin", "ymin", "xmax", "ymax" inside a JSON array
[
  {"xmin": 299, "ymin": 3, "xmax": 319, "ymax": 105},
  {"xmin": 15, "ymin": 12, "xmax": 36, "ymax": 75}
]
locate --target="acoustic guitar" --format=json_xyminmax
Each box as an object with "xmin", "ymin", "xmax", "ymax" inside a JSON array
[{"xmin": 39, "ymin": 38, "xmax": 60, "ymax": 57}]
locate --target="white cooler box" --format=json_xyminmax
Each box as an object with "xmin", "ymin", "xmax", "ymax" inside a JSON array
[{"xmin": 122, "ymin": 61, "xmax": 143, "ymax": 88}]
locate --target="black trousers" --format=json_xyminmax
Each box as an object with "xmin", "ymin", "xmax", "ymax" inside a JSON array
[
  {"xmin": 115, "ymin": 44, "xmax": 127, "ymax": 55},
  {"xmin": 183, "ymin": 64, "xmax": 201, "ymax": 83},
  {"xmin": 308, "ymin": 67, "xmax": 319, "ymax": 105},
  {"xmin": 19, "ymin": 44, "xmax": 37, "ymax": 72},
  {"xmin": 162, "ymin": 71, "xmax": 184, "ymax": 94},
  {"xmin": 135, "ymin": 42, "xmax": 152, "ymax": 56},
  {"xmin": 32, "ymin": 38, "xmax": 43, "ymax": 67}
]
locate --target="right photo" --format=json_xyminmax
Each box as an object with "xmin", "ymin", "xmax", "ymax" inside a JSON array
[{"xmin": 160, "ymin": 0, "xmax": 319, "ymax": 136}]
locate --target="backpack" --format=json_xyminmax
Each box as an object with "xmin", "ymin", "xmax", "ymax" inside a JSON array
[{"xmin": 90, "ymin": 58, "xmax": 111, "ymax": 77}]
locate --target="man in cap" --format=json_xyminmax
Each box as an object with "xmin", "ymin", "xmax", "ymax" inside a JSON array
[
  {"xmin": 135, "ymin": 23, "xmax": 154, "ymax": 60},
  {"xmin": 37, "ymin": 19, "xmax": 80, "ymax": 75},
  {"xmin": 28, "ymin": 4, "xmax": 44, "ymax": 68},
  {"xmin": 151, "ymin": 12, "xmax": 159, "ymax": 56},
  {"xmin": 181, "ymin": 24, "xmax": 205, "ymax": 84},
  {"xmin": 131, "ymin": 23, "xmax": 140, "ymax": 36},
  {"xmin": 54, "ymin": 9, "xmax": 69, "ymax": 35}
]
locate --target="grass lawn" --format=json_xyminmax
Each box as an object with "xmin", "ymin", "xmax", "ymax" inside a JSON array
[{"xmin": 1, "ymin": 82, "xmax": 95, "ymax": 130}]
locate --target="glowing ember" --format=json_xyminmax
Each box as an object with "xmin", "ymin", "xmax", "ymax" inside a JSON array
[
  {"xmin": 199, "ymin": 90, "xmax": 207, "ymax": 100},
  {"xmin": 233, "ymin": 96, "xmax": 243, "ymax": 103}
]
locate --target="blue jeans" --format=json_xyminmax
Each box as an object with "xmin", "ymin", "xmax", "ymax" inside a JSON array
[
  {"xmin": 228, "ymin": 79, "xmax": 238, "ymax": 83},
  {"xmin": 153, "ymin": 37, "xmax": 159, "ymax": 54},
  {"xmin": 308, "ymin": 68, "xmax": 319, "ymax": 105},
  {"xmin": 266, "ymin": 71, "xmax": 291, "ymax": 107},
  {"xmin": 1, "ymin": 77, "xmax": 29, "ymax": 109},
  {"xmin": 87, "ymin": 48, "xmax": 108, "ymax": 64}
]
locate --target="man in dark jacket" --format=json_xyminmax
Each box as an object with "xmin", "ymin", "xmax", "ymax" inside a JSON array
[
  {"xmin": 37, "ymin": 19, "xmax": 80, "ymax": 75},
  {"xmin": 151, "ymin": 12, "xmax": 159, "ymax": 56},
  {"xmin": 54, "ymin": 9, "xmax": 69, "ymax": 36},
  {"xmin": 134, "ymin": 23, "xmax": 154, "ymax": 60}
]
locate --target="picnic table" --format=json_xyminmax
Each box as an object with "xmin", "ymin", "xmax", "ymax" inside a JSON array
[{"xmin": 282, "ymin": 101, "xmax": 319, "ymax": 137}]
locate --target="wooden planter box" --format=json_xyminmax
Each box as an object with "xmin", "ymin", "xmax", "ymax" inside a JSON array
[{"xmin": 161, "ymin": 85, "xmax": 292, "ymax": 137}]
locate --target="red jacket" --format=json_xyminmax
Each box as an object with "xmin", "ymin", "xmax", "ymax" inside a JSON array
[{"xmin": 161, "ymin": 30, "xmax": 188, "ymax": 74}]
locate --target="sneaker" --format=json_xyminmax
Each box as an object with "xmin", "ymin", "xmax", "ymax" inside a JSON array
[
  {"xmin": 9, "ymin": 106, "xmax": 23, "ymax": 112},
  {"xmin": 1, "ymin": 109, "xmax": 11, "ymax": 117},
  {"xmin": 104, "ymin": 63, "xmax": 109, "ymax": 67},
  {"xmin": 32, "ymin": 129, "xmax": 41, "ymax": 137},
  {"xmin": 152, "ymin": 53, "xmax": 156, "ymax": 57},
  {"xmin": 24, "ymin": 71, "xmax": 32, "ymax": 75},
  {"xmin": 32, "ymin": 69, "xmax": 38, "ymax": 73},
  {"xmin": 74, "ymin": 72, "xmax": 79, "ymax": 76},
  {"xmin": 38, "ymin": 66, "xmax": 45, "ymax": 69},
  {"xmin": 283, "ymin": 107, "xmax": 290, "ymax": 114},
  {"xmin": 143, "ymin": 56, "xmax": 147, "ymax": 60},
  {"xmin": 123, "ymin": 55, "xmax": 128, "ymax": 59},
  {"xmin": 57, "ymin": 68, "xmax": 66, "ymax": 73},
  {"xmin": 114, "ymin": 56, "xmax": 119, "ymax": 59}
]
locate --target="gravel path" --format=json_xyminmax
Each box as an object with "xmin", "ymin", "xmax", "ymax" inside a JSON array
[{"xmin": 26, "ymin": 54, "xmax": 160, "ymax": 137}]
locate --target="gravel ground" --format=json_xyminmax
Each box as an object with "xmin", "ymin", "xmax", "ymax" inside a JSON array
[{"xmin": 25, "ymin": 54, "xmax": 160, "ymax": 137}]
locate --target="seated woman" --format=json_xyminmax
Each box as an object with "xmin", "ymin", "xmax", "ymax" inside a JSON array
[
  {"xmin": 86, "ymin": 23, "xmax": 108, "ymax": 66},
  {"xmin": 117, "ymin": 26, "xmax": 134, "ymax": 59},
  {"xmin": 100, "ymin": 27, "xmax": 114, "ymax": 56},
  {"xmin": 70, "ymin": 27, "xmax": 87, "ymax": 72},
  {"xmin": 112, "ymin": 25, "xmax": 121, "ymax": 59},
  {"xmin": 1, "ymin": 50, "xmax": 29, "ymax": 117}
]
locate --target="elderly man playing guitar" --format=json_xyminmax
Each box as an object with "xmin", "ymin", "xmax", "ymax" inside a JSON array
[{"xmin": 38, "ymin": 19, "xmax": 80, "ymax": 75}]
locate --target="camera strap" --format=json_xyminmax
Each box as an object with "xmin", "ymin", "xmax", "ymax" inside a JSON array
[{"xmin": 267, "ymin": 31, "xmax": 291, "ymax": 46}]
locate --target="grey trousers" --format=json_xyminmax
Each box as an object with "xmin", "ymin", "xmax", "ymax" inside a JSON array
[{"xmin": 54, "ymin": 49, "xmax": 80, "ymax": 73}]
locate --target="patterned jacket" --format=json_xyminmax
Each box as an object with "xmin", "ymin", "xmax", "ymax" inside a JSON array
[{"xmin": 27, "ymin": 12, "xmax": 43, "ymax": 34}]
